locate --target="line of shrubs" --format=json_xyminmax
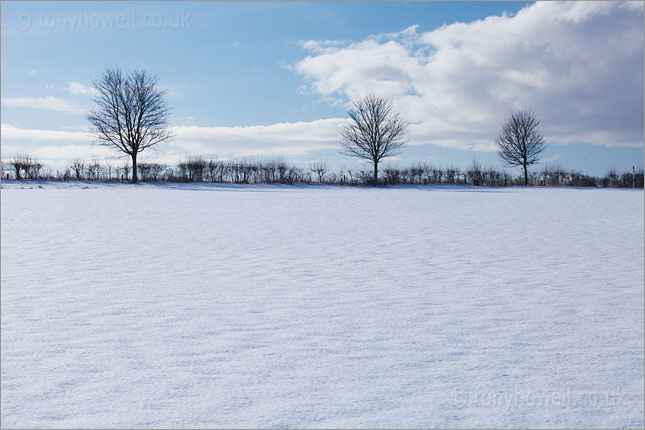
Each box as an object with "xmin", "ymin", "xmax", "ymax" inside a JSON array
[{"xmin": 2, "ymin": 154, "xmax": 643, "ymax": 188}]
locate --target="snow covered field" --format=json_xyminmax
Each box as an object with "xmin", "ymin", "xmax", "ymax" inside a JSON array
[{"xmin": 1, "ymin": 181, "xmax": 643, "ymax": 428}]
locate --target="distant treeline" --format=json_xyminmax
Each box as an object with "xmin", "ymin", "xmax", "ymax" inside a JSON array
[{"xmin": 2, "ymin": 154, "xmax": 643, "ymax": 188}]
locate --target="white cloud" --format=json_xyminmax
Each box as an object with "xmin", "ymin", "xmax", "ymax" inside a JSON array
[
  {"xmin": 297, "ymin": 39, "xmax": 349, "ymax": 54},
  {"xmin": 1, "ymin": 123, "xmax": 92, "ymax": 141},
  {"xmin": 64, "ymin": 81, "xmax": 98, "ymax": 96},
  {"xmin": 1, "ymin": 96, "xmax": 85, "ymax": 114},
  {"xmin": 542, "ymin": 154, "xmax": 562, "ymax": 163},
  {"xmin": 294, "ymin": 1, "xmax": 644, "ymax": 151},
  {"xmin": 168, "ymin": 118, "xmax": 345, "ymax": 156},
  {"xmin": 159, "ymin": 84, "xmax": 186, "ymax": 98},
  {"xmin": 28, "ymin": 69, "xmax": 37, "ymax": 76}
]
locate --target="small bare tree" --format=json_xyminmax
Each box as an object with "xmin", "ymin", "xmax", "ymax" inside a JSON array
[
  {"xmin": 466, "ymin": 158, "xmax": 484, "ymax": 186},
  {"xmin": 310, "ymin": 161, "xmax": 328, "ymax": 184},
  {"xmin": 122, "ymin": 161, "xmax": 131, "ymax": 182},
  {"xmin": 340, "ymin": 94, "xmax": 407, "ymax": 186},
  {"xmin": 446, "ymin": 166, "xmax": 460, "ymax": 184},
  {"xmin": 186, "ymin": 156, "xmax": 206, "ymax": 181},
  {"xmin": 11, "ymin": 154, "xmax": 43, "ymax": 180},
  {"xmin": 1, "ymin": 159, "xmax": 9, "ymax": 180},
  {"xmin": 86, "ymin": 157, "xmax": 101, "ymax": 181},
  {"xmin": 277, "ymin": 160, "xmax": 288, "ymax": 184},
  {"xmin": 9, "ymin": 155, "xmax": 27, "ymax": 180},
  {"xmin": 86, "ymin": 67, "xmax": 173, "ymax": 183},
  {"xmin": 138, "ymin": 162, "xmax": 166, "ymax": 181},
  {"xmin": 104, "ymin": 161, "xmax": 114, "ymax": 181},
  {"xmin": 606, "ymin": 166, "xmax": 619, "ymax": 188},
  {"xmin": 20, "ymin": 155, "xmax": 41, "ymax": 179},
  {"xmin": 496, "ymin": 110, "xmax": 546, "ymax": 186},
  {"xmin": 69, "ymin": 158, "xmax": 85, "ymax": 180},
  {"xmin": 206, "ymin": 157, "xmax": 220, "ymax": 182}
]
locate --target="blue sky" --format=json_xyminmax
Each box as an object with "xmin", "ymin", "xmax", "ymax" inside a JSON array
[{"xmin": 1, "ymin": 1, "xmax": 643, "ymax": 176}]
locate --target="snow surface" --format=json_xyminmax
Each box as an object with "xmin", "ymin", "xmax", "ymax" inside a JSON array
[{"xmin": 1, "ymin": 181, "xmax": 643, "ymax": 428}]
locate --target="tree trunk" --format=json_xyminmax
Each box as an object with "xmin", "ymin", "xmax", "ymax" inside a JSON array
[
  {"xmin": 523, "ymin": 164, "xmax": 528, "ymax": 186},
  {"xmin": 373, "ymin": 161, "xmax": 378, "ymax": 187},
  {"xmin": 131, "ymin": 153, "xmax": 138, "ymax": 183}
]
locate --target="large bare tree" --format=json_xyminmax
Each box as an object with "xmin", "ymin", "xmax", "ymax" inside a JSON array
[
  {"xmin": 496, "ymin": 110, "xmax": 546, "ymax": 186},
  {"xmin": 340, "ymin": 94, "xmax": 407, "ymax": 186},
  {"xmin": 86, "ymin": 67, "xmax": 173, "ymax": 183}
]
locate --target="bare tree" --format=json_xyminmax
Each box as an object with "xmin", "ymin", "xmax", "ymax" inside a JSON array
[
  {"xmin": 432, "ymin": 167, "xmax": 444, "ymax": 184},
  {"xmin": 122, "ymin": 161, "xmax": 131, "ymax": 182},
  {"xmin": 206, "ymin": 157, "xmax": 220, "ymax": 182},
  {"xmin": 340, "ymin": 94, "xmax": 407, "ymax": 186},
  {"xmin": 446, "ymin": 166, "xmax": 460, "ymax": 184},
  {"xmin": 86, "ymin": 67, "xmax": 173, "ymax": 183},
  {"xmin": 276, "ymin": 159, "xmax": 288, "ymax": 184},
  {"xmin": 148, "ymin": 163, "xmax": 167, "ymax": 181},
  {"xmin": 344, "ymin": 167, "xmax": 355, "ymax": 185},
  {"xmin": 383, "ymin": 166, "xmax": 401, "ymax": 185},
  {"xmin": 287, "ymin": 166, "xmax": 303, "ymax": 184},
  {"xmin": 496, "ymin": 110, "xmax": 546, "ymax": 186},
  {"xmin": 86, "ymin": 157, "xmax": 101, "ymax": 180},
  {"xmin": 9, "ymin": 155, "xmax": 27, "ymax": 180},
  {"xmin": 310, "ymin": 161, "xmax": 328, "ymax": 184},
  {"xmin": 541, "ymin": 163, "xmax": 567, "ymax": 186},
  {"xmin": 69, "ymin": 158, "xmax": 85, "ymax": 180},
  {"xmin": 104, "ymin": 161, "xmax": 114, "ymax": 181},
  {"xmin": 265, "ymin": 160, "xmax": 277, "ymax": 183},
  {"xmin": 466, "ymin": 158, "xmax": 484, "ymax": 186},
  {"xmin": 605, "ymin": 166, "xmax": 619, "ymax": 188},
  {"xmin": 1, "ymin": 159, "xmax": 9, "ymax": 180},
  {"xmin": 137, "ymin": 162, "xmax": 152, "ymax": 181},
  {"xmin": 186, "ymin": 156, "xmax": 206, "ymax": 181},
  {"xmin": 15, "ymin": 155, "xmax": 43, "ymax": 180}
]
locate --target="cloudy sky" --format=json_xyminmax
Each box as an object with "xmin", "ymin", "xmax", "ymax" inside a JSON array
[{"xmin": 1, "ymin": 1, "xmax": 643, "ymax": 176}]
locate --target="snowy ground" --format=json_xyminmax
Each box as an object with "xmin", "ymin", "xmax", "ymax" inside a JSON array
[{"xmin": 1, "ymin": 181, "xmax": 643, "ymax": 428}]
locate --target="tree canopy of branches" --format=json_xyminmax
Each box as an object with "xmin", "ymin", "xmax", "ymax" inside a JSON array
[
  {"xmin": 339, "ymin": 94, "xmax": 407, "ymax": 186},
  {"xmin": 496, "ymin": 110, "xmax": 546, "ymax": 186},
  {"xmin": 86, "ymin": 67, "xmax": 173, "ymax": 183}
]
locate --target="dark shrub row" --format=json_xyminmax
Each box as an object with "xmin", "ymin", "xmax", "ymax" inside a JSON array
[{"xmin": 2, "ymin": 155, "xmax": 643, "ymax": 188}]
